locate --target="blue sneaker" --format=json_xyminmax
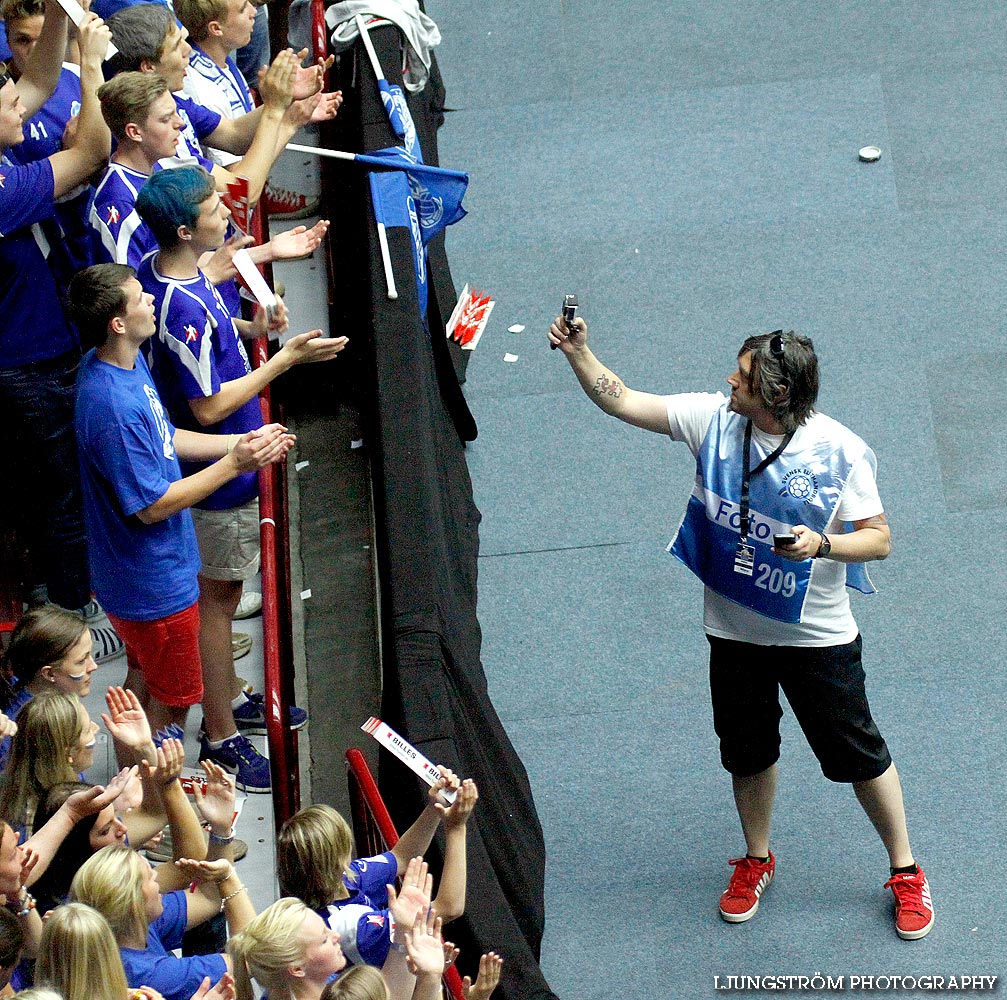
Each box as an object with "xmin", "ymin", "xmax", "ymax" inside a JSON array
[
  {"xmin": 199, "ymin": 732, "xmax": 271, "ymax": 793},
  {"xmin": 233, "ymin": 691, "xmax": 308, "ymax": 736}
]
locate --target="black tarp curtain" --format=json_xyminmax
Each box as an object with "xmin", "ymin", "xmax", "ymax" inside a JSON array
[{"xmin": 317, "ymin": 15, "xmax": 560, "ymax": 1000}]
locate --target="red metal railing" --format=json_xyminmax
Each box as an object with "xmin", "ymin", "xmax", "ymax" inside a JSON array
[{"xmin": 247, "ymin": 191, "xmax": 300, "ymax": 829}]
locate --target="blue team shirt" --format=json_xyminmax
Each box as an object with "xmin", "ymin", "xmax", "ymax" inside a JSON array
[
  {"xmin": 317, "ymin": 852, "xmax": 399, "ymax": 968},
  {"xmin": 138, "ymin": 252, "xmax": 261, "ymax": 510},
  {"xmin": 0, "ymin": 154, "xmax": 77, "ymax": 367},
  {"xmin": 9, "ymin": 65, "xmax": 81, "ymax": 163},
  {"xmin": 188, "ymin": 46, "xmax": 253, "ymax": 117},
  {"xmin": 120, "ymin": 891, "xmax": 227, "ymax": 1000},
  {"xmin": 89, "ymin": 162, "xmax": 162, "ymax": 267},
  {"xmin": 160, "ymin": 94, "xmax": 222, "ymax": 169},
  {"xmin": 9, "ymin": 65, "xmax": 94, "ymax": 282},
  {"xmin": 75, "ymin": 349, "xmax": 200, "ymax": 620}
]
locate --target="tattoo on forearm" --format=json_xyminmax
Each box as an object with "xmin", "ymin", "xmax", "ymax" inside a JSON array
[{"xmin": 593, "ymin": 374, "xmax": 623, "ymax": 398}]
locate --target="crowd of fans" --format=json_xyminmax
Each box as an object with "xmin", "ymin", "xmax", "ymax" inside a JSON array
[{"xmin": 0, "ymin": 0, "xmax": 501, "ymax": 997}]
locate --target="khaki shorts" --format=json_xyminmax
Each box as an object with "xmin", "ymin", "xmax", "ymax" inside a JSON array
[{"xmin": 191, "ymin": 498, "xmax": 261, "ymax": 581}]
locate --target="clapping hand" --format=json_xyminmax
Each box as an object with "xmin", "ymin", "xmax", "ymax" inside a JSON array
[
  {"xmin": 387, "ymin": 856, "xmax": 433, "ymax": 934},
  {"xmin": 462, "ymin": 952, "xmax": 504, "ymax": 1000},
  {"xmin": 102, "ymin": 686, "xmax": 153, "ymax": 751},
  {"xmin": 191, "ymin": 760, "xmax": 236, "ymax": 835}
]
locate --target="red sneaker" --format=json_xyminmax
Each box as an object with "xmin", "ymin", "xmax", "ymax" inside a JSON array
[
  {"xmin": 719, "ymin": 852, "xmax": 775, "ymax": 923},
  {"xmin": 263, "ymin": 184, "xmax": 320, "ymax": 220},
  {"xmin": 884, "ymin": 867, "xmax": 934, "ymax": 940}
]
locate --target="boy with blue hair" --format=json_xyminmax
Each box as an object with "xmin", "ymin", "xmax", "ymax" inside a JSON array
[{"xmin": 135, "ymin": 165, "xmax": 346, "ymax": 790}]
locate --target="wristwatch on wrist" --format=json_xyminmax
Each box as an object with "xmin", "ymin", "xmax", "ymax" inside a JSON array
[{"xmin": 815, "ymin": 533, "xmax": 832, "ymax": 558}]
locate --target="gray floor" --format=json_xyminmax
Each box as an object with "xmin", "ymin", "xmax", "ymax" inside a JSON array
[
  {"xmin": 425, "ymin": 2, "xmax": 1006, "ymax": 996},
  {"xmin": 90, "ymin": 5, "xmax": 1007, "ymax": 995}
]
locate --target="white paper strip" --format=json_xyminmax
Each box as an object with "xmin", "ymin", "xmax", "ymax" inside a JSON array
[
  {"xmin": 361, "ymin": 717, "xmax": 457, "ymax": 803},
  {"xmin": 232, "ymin": 248, "xmax": 276, "ymax": 312},
  {"xmin": 52, "ymin": 0, "xmax": 118, "ymax": 57}
]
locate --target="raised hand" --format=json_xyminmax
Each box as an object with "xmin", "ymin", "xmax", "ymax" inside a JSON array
[
  {"xmin": 462, "ymin": 952, "xmax": 504, "ymax": 1000},
  {"xmin": 76, "ymin": 11, "xmax": 112, "ymax": 68},
  {"xmin": 404, "ymin": 908, "xmax": 445, "ymax": 977},
  {"xmin": 200, "ymin": 232, "xmax": 256, "ymax": 285},
  {"xmin": 269, "ymin": 220, "xmax": 329, "ymax": 261},
  {"xmin": 116, "ymin": 767, "xmax": 145, "ymax": 813},
  {"xmin": 232, "ymin": 423, "xmax": 296, "ymax": 472},
  {"xmin": 0, "ymin": 712, "xmax": 16, "ymax": 741},
  {"xmin": 278, "ymin": 330, "xmax": 348, "ymax": 367},
  {"xmin": 64, "ymin": 765, "xmax": 138, "ymax": 822},
  {"xmin": 291, "ymin": 50, "xmax": 334, "ymax": 99},
  {"xmin": 249, "ymin": 296, "xmax": 289, "ymax": 339},
  {"xmin": 387, "ymin": 856, "xmax": 433, "ymax": 933},
  {"xmin": 146, "ymin": 737, "xmax": 186, "ymax": 787},
  {"xmin": 18, "ymin": 846, "xmax": 38, "ymax": 888},
  {"xmin": 428, "ymin": 766, "xmax": 461, "ymax": 808},
  {"xmin": 436, "ymin": 778, "xmax": 478, "ymax": 830},
  {"xmin": 102, "ymin": 686, "xmax": 153, "ymax": 750},
  {"xmin": 192, "ymin": 759, "xmax": 236, "ymax": 834},
  {"xmin": 190, "ymin": 972, "xmax": 236, "ymax": 1000},
  {"xmin": 174, "ymin": 857, "xmax": 233, "ymax": 885},
  {"xmin": 257, "ymin": 48, "xmax": 296, "ymax": 111}
]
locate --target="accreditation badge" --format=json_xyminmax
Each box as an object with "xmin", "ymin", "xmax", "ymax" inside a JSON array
[{"xmin": 733, "ymin": 540, "xmax": 755, "ymax": 577}]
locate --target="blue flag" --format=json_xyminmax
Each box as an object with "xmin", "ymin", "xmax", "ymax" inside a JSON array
[
  {"xmin": 376, "ymin": 76, "xmax": 420, "ymax": 162},
  {"xmin": 358, "ymin": 149, "xmax": 467, "ymax": 245},
  {"xmin": 369, "ymin": 168, "xmax": 427, "ymax": 317}
]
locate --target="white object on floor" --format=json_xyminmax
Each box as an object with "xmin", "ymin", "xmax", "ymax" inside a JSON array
[{"xmin": 233, "ymin": 592, "xmax": 262, "ymax": 620}]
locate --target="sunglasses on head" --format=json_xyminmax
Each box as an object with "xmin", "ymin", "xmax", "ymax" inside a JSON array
[{"xmin": 0, "ymin": 62, "xmax": 12, "ymax": 90}]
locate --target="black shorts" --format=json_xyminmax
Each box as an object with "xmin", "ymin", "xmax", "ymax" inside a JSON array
[{"xmin": 707, "ymin": 633, "xmax": 892, "ymax": 783}]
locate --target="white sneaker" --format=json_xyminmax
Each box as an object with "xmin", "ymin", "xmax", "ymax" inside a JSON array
[{"xmin": 233, "ymin": 592, "xmax": 262, "ymax": 620}]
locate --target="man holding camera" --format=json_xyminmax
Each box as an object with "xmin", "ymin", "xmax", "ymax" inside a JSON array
[{"xmin": 548, "ymin": 314, "xmax": 933, "ymax": 940}]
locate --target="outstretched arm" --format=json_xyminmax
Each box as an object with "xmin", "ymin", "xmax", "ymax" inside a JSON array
[
  {"xmin": 14, "ymin": 0, "xmax": 68, "ymax": 117},
  {"xmin": 548, "ymin": 315, "xmax": 671, "ymax": 434},
  {"xmin": 431, "ymin": 779, "xmax": 477, "ymax": 923},
  {"xmin": 137, "ymin": 424, "xmax": 295, "ymax": 523},
  {"xmin": 391, "ymin": 769, "xmax": 460, "ymax": 872}
]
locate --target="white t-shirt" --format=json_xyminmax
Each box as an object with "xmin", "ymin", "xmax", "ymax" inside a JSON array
[{"xmin": 665, "ymin": 392, "xmax": 884, "ymax": 647}]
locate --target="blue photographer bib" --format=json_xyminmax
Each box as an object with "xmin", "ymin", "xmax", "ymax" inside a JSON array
[{"xmin": 668, "ymin": 405, "xmax": 876, "ymax": 624}]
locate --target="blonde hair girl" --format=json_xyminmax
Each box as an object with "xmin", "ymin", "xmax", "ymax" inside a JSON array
[
  {"xmin": 35, "ymin": 901, "xmax": 130, "ymax": 1000},
  {"xmin": 71, "ymin": 844, "xmax": 253, "ymax": 1000},
  {"xmin": 0, "ymin": 691, "xmax": 96, "ymax": 834},
  {"xmin": 229, "ymin": 897, "xmax": 345, "ymax": 1000}
]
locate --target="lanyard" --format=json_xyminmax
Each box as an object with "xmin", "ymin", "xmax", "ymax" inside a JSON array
[{"xmin": 739, "ymin": 419, "xmax": 794, "ymax": 541}]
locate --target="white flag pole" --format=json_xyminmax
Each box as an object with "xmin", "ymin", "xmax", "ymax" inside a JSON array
[
  {"xmin": 280, "ymin": 146, "xmax": 399, "ymax": 299},
  {"xmin": 375, "ymin": 222, "xmax": 398, "ymax": 300},
  {"xmin": 354, "ymin": 13, "xmax": 387, "ymax": 84}
]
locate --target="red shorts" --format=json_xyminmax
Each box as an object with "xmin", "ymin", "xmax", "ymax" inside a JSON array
[{"xmin": 107, "ymin": 602, "xmax": 203, "ymax": 708}]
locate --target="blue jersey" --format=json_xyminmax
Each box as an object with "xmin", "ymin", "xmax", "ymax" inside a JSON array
[
  {"xmin": 120, "ymin": 891, "xmax": 227, "ymax": 1000},
  {"xmin": 668, "ymin": 404, "xmax": 876, "ymax": 624},
  {"xmin": 9, "ymin": 65, "xmax": 81, "ymax": 163},
  {"xmin": 8, "ymin": 65, "xmax": 94, "ymax": 281},
  {"xmin": 138, "ymin": 253, "xmax": 261, "ymax": 510},
  {"xmin": 75, "ymin": 349, "xmax": 200, "ymax": 620},
  {"xmin": 89, "ymin": 161, "xmax": 162, "ymax": 267},
  {"xmin": 0, "ymin": 155, "xmax": 77, "ymax": 367},
  {"xmin": 317, "ymin": 852, "xmax": 398, "ymax": 968},
  {"xmin": 159, "ymin": 93, "xmax": 222, "ymax": 169},
  {"xmin": 188, "ymin": 47, "xmax": 253, "ymax": 119}
]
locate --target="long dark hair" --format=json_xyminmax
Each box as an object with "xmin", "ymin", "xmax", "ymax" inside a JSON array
[
  {"xmin": 0, "ymin": 607, "xmax": 88, "ymax": 711},
  {"xmin": 31, "ymin": 782, "xmax": 101, "ymax": 910}
]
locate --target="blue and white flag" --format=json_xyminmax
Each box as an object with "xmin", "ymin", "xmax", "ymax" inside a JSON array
[
  {"xmin": 360, "ymin": 148, "xmax": 467, "ymax": 245},
  {"xmin": 368, "ymin": 168, "xmax": 426, "ymax": 316}
]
